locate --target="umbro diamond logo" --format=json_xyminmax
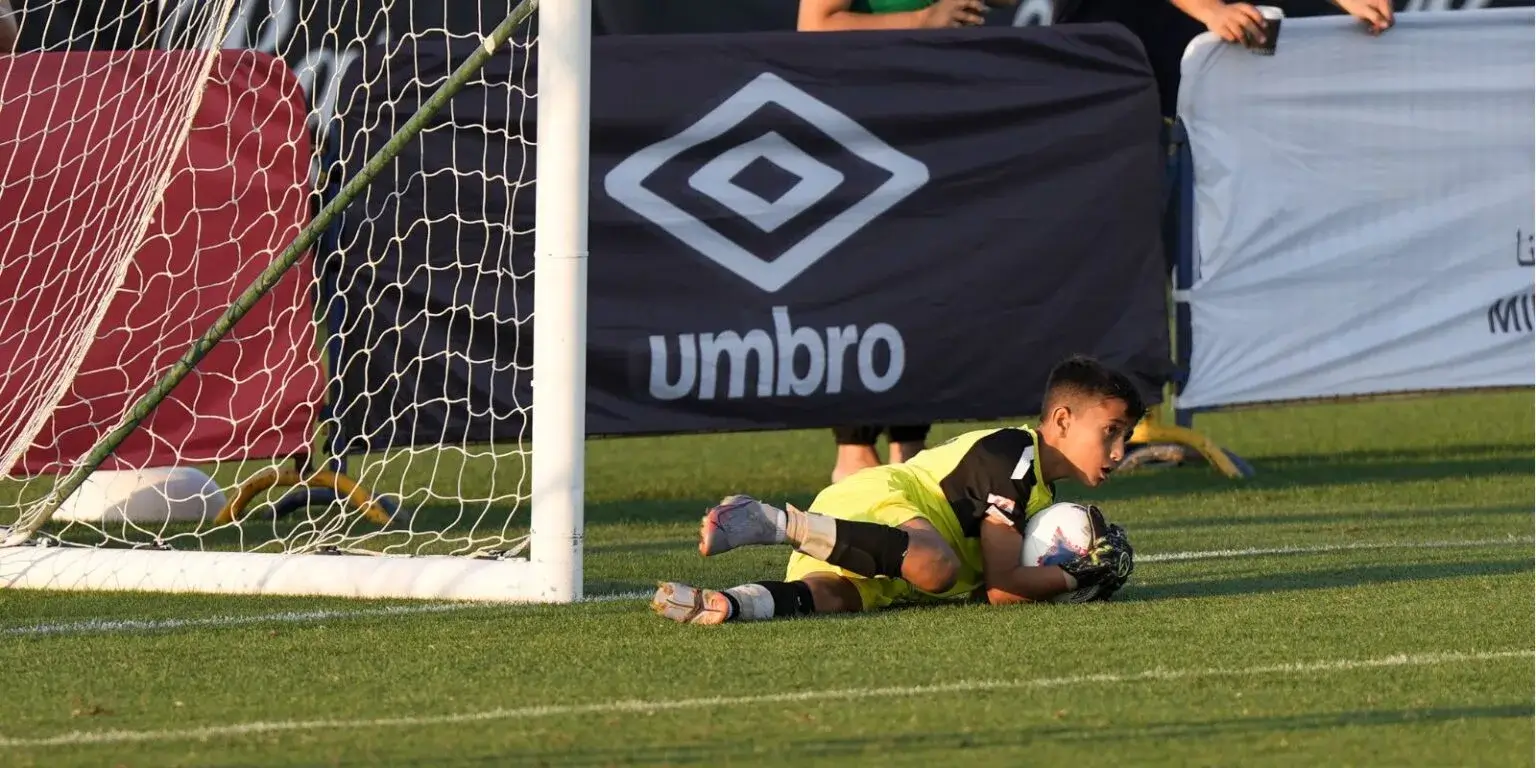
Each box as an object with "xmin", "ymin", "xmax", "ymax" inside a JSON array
[{"xmin": 604, "ymin": 72, "xmax": 929, "ymax": 293}]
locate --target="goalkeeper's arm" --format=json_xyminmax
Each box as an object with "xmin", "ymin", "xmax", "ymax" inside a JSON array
[
  {"xmin": 978, "ymin": 516, "xmax": 1136, "ymax": 605},
  {"xmin": 977, "ymin": 517, "xmax": 1078, "ymax": 605}
]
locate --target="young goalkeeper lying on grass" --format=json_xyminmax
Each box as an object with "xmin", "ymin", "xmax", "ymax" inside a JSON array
[{"xmin": 652, "ymin": 355, "xmax": 1142, "ymax": 624}]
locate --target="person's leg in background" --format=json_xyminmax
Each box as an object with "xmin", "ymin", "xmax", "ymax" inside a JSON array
[
  {"xmin": 831, "ymin": 426, "xmax": 884, "ymax": 483},
  {"xmin": 886, "ymin": 424, "xmax": 930, "ymax": 465},
  {"xmin": 830, "ymin": 424, "xmax": 931, "ymax": 483}
]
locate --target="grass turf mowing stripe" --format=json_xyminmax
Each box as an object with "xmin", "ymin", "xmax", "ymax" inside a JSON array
[
  {"xmin": 0, "ymin": 649, "xmax": 1527, "ymax": 750},
  {"xmin": 5, "ymin": 535, "xmax": 1529, "ymax": 638}
]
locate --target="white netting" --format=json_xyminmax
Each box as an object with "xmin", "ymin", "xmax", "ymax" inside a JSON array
[{"xmin": 0, "ymin": 1, "xmax": 543, "ymax": 565}]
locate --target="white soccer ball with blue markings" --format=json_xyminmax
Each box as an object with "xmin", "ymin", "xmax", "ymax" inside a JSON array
[{"xmin": 1021, "ymin": 502, "xmax": 1103, "ymax": 604}]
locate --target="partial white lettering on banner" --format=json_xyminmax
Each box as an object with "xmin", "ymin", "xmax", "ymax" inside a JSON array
[
  {"xmin": 1009, "ymin": 0, "xmax": 1053, "ymax": 27},
  {"xmin": 648, "ymin": 307, "xmax": 905, "ymax": 401}
]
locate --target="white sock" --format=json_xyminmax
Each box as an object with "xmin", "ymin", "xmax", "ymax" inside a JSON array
[{"xmin": 723, "ymin": 584, "xmax": 774, "ymax": 621}]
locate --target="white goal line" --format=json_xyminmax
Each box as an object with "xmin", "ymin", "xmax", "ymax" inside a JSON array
[
  {"xmin": 3, "ymin": 535, "xmax": 1529, "ymax": 639},
  {"xmin": 0, "ymin": 648, "xmax": 1528, "ymax": 750}
]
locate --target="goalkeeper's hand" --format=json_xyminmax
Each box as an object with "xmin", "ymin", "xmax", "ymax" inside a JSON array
[{"xmin": 1057, "ymin": 523, "xmax": 1134, "ymax": 598}]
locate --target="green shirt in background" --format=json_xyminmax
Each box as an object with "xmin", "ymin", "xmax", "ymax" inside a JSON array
[{"xmin": 849, "ymin": 0, "xmax": 933, "ymax": 13}]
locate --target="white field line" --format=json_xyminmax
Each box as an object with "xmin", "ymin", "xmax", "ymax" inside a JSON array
[
  {"xmin": 1138, "ymin": 535, "xmax": 1534, "ymax": 563},
  {"xmin": 1, "ymin": 591, "xmax": 650, "ymax": 638},
  {"xmin": 0, "ymin": 648, "xmax": 1528, "ymax": 750},
  {"xmin": 4, "ymin": 535, "xmax": 1530, "ymax": 639}
]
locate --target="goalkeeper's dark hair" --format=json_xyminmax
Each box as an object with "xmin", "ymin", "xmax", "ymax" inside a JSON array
[{"xmin": 1040, "ymin": 355, "xmax": 1147, "ymax": 423}]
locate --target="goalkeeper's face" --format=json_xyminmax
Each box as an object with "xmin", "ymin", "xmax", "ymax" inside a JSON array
[{"xmin": 1053, "ymin": 397, "xmax": 1134, "ymax": 487}]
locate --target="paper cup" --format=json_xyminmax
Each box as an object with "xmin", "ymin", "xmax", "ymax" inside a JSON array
[{"xmin": 1247, "ymin": 5, "xmax": 1285, "ymax": 55}]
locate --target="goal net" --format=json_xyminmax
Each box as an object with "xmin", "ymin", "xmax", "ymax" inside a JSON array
[{"xmin": 0, "ymin": 0, "xmax": 588, "ymax": 601}]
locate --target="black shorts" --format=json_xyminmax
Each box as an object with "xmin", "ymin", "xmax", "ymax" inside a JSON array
[{"xmin": 832, "ymin": 424, "xmax": 931, "ymax": 446}]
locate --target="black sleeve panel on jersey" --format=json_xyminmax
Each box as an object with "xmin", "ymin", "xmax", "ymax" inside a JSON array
[{"xmin": 937, "ymin": 429, "xmax": 1040, "ymax": 538}]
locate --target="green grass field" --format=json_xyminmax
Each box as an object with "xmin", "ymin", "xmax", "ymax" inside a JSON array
[{"xmin": 1, "ymin": 391, "xmax": 1532, "ymax": 767}]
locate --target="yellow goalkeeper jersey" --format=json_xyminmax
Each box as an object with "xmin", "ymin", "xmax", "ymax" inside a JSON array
[
  {"xmin": 900, "ymin": 425, "xmax": 1057, "ymax": 539},
  {"xmin": 787, "ymin": 426, "xmax": 1057, "ymax": 609}
]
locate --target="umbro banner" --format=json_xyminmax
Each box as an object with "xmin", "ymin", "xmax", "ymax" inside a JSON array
[{"xmin": 329, "ymin": 25, "xmax": 1172, "ymax": 447}]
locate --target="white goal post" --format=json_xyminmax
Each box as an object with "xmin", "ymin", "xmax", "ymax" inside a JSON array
[{"xmin": 0, "ymin": 0, "xmax": 590, "ymax": 602}]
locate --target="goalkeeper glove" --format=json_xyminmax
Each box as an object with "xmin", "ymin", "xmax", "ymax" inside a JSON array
[{"xmin": 1057, "ymin": 523, "xmax": 1134, "ymax": 597}]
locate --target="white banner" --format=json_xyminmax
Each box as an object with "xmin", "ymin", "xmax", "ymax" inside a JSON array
[{"xmin": 1176, "ymin": 9, "xmax": 1534, "ymax": 410}]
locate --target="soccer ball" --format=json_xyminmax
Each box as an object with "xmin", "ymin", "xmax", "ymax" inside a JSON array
[{"xmin": 1020, "ymin": 501, "xmax": 1104, "ymax": 604}]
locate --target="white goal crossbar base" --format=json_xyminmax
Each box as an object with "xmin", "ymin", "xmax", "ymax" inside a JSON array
[{"xmin": 0, "ymin": 546, "xmax": 566, "ymax": 602}]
